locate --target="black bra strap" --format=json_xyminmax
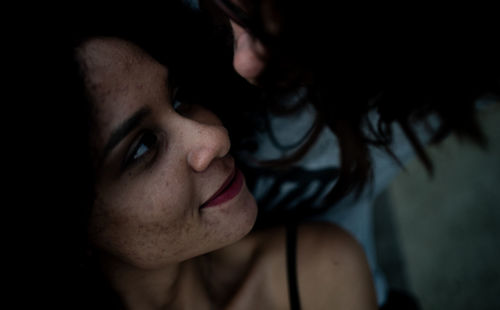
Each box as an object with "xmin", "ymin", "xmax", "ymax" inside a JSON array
[{"xmin": 286, "ymin": 222, "xmax": 301, "ymax": 310}]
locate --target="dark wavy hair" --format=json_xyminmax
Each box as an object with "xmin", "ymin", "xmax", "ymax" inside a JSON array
[
  {"xmin": 29, "ymin": 3, "xmax": 258, "ymax": 308},
  {"xmin": 205, "ymin": 0, "xmax": 500, "ymax": 208},
  {"xmin": 22, "ymin": 2, "xmax": 499, "ymax": 307}
]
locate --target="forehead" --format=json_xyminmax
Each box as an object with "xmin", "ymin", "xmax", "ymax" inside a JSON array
[
  {"xmin": 76, "ymin": 38, "xmax": 169, "ymax": 146},
  {"xmin": 77, "ymin": 37, "xmax": 166, "ymax": 98}
]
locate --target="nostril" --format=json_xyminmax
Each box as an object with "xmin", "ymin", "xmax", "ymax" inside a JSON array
[
  {"xmin": 187, "ymin": 147, "xmax": 214, "ymax": 172},
  {"xmin": 187, "ymin": 125, "xmax": 231, "ymax": 172}
]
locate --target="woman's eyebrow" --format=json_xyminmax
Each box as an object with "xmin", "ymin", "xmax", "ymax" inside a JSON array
[{"xmin": 102, "ymin": 106, "xmax": 152, "ymax": 160}]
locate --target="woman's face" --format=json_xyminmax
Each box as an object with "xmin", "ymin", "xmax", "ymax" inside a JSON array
[
  {"xmin": 218, "ymin": 0, "xmax": 275, "ymax": 85},
  {"xmin": 78, "ymin": 38, "xmax": 257, "ymax": 269},
  {"xmin": 212, "ymin": 0, "xmax": 300, "ymax": 87}
]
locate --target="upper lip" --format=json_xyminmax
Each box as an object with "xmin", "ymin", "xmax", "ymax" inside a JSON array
[{"xmin": 201, "ymin": 167, "xmax": 237, "ymax": 207}]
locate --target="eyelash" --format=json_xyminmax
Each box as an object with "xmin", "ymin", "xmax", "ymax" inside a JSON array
[
  {"xmin": 123, "ymin": 130, "xmax": 159, "ymax": 169},
  {"xmin": 122, "ymin": 91, "xmax": 192, "ymax": 170}
]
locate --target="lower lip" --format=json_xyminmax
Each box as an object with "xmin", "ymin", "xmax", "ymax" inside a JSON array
[{"xmin": 201, "ymin": 169, "xmax": 244, "ymax": 209}]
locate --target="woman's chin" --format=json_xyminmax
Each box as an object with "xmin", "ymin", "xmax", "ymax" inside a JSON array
[{"xmin": 201, "ymin": 185, "xmax": 258, "ymax": 249}]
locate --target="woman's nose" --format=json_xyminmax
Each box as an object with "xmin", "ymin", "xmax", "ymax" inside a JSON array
[
  {"xmin": 231, "ymin": 20, "xmax": 268, "ymax": 85},
  {"xmin": 185, "ymin": 121, "xmax": 231, "ymax": 173}
]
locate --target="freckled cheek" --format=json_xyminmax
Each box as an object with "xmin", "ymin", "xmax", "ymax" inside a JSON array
[
  {"xmin": 90, "ymin": 199, "xmax": 193, "ymax": 267},
  {"xmin": 119, "ymin": 160, "xmax": 195, "ymax": 223},
  {"xmin": 91, "ymin": 176, "xmax": 200, "ymax": 266}
]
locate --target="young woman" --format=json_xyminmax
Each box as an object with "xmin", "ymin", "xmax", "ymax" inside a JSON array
[
  {"xmin": 186, "ymin": 1, "xmax": 499, "ymax": 308},
  {"xmin": 34, "ymin": 5, "xmax": 377, "ymax": 309}
]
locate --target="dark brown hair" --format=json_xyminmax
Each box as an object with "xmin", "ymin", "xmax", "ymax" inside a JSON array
[
  {"xmin": 29, "ymin": 2, "xmax": 259, "ymax": 308},
  {"xmin": 206, "ymin": 0, "xmax": 500, "ymax": 208}
]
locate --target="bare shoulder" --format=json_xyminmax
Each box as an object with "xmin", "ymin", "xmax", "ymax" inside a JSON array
[
  {"xmin": 296, "ymin": 222, "xmax": 378, "ymax": 310},
  {"xmin": 297, "ymin": 222, "xmax": 367, "ymax": 264},
  {"xmin": 250, "ymin": 223, "xmax": 377, "ymax": 309}
]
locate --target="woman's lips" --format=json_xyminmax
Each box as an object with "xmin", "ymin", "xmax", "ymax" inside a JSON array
[{"xmin": 201, "ymin": 168, "xmax": 244, "ymax": 209}]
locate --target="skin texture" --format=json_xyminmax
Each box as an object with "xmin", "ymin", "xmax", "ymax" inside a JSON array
[
  {"xmin": 77, "ymin": 37, "xmax": 258, "ymax": 270},
  {"xmin": 212, "ymin": 223, "xmax": 378, "ymax": 310},
  {"xmin": 75, "ymin": 37, "xmax": 376, "ymax": 310}
]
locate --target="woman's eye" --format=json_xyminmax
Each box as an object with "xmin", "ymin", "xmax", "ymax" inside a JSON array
[{"xmin": 125, "ymin": 131, "xmax": 158, "ymax": 168}]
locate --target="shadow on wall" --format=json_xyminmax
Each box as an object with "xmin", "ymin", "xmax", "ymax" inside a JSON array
[{"xmin": 375, "ymin": 102, "xmax": 500, "ymax": 310}]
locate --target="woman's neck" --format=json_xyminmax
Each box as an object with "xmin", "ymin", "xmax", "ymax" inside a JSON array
[
  {"xmin": 196, "ymin": 233, "xmax": 262, "ymax": 307},
  {"xmin": 98, "ymin": 234, "xmax": 261, "ymax": 310},
  {"xmin": 98, "ymin": 253, "xmax": 186, "ymax": 310}
]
